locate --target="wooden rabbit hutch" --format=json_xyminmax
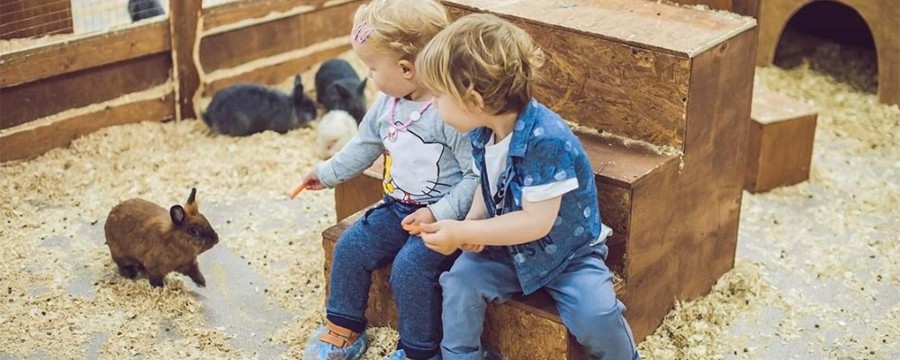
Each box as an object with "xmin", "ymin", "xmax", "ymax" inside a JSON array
[
  {"xmin": 322, "ymin": 0, "xmax": 757, "ymax": 358},
  {"xmin": 0, "ymin": 0, "xmax": 367, "ymax": 163}
]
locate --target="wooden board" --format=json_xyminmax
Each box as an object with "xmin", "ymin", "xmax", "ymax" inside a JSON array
[
  {"xmin": 444, "ymin": 0, "xmax": 754, "ymax": 149},
  {"xmin": 756, "ymin": 0, "xmax": 899, "ymax": 105},
  {"xmin": 204, "ymin": 40, "xmax": 351, "ymax": 95},
  {"xmin": 169, "ymin": 0, "xmax": 203, "ymax": 120},
  {"xmin": 199, "ymin": 0, "xmax": 360, "ymax": 72},
  {"xmin": 663, "ymin": 0, "xmax": 759, "ymax": 17},
  {"xmin": 0, "ymin": 53, "xmax": 171, "ymax": 130},
  {"xmin": 0, "ymin": 20, "xmax": 171, "ymax": 88},
  {"xmin": 622, "ymin": 27, "xmax": 756, "ymax": 341},
  {"xmin": 0, "ymin": 93, "xmax": 175, "ymax": 162},
  {"xmin": 202, "ymin": 0, "xmax": 330, "ymax": 29},
  {"xmin": 0, "ymin": 0, "xmax": 73, "ymax": 40}
]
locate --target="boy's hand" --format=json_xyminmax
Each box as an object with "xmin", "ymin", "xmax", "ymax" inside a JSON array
[
  {"xmin": 419, "ymin": 220, "xmax": 464, "ymax": 255},
  {"xmin": 401, "ymin": 207, "xmax": 436, "ymax": 235}
]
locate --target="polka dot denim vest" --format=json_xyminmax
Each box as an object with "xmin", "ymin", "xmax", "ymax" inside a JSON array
[{"xmin": 470, "ymin": 99, "xmax": 604, "ymax": 295}]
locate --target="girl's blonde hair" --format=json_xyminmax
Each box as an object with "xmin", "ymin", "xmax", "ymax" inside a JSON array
[
  {"xmin": 352, "ymin": 0, "xmax": 449, "ymax": 60},
  {"xmin": 416, "ymin": 13, "xmax": 545, "ymax": 115}
]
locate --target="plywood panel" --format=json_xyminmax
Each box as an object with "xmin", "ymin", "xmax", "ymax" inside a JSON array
[
  {"xmin": 0, "ymin": 20, "xmax": 170, "ymax": 87},
  {"xmin": 445, "ymin": 5, "xmax": 692, "ymax": 149},
  {"xmin": 0, "ymin": 94, "xmax": 174, "ymax": 162},
  {"xmin": 202, "ymin": 0, "xmax": 330, "ymax": 29},
  {"xmin": 0, "ymin": 53, "xmax": 171, "ymax": 129}
]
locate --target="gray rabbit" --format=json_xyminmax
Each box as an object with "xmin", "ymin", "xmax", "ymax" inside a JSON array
[
  {"xmin": 315, "ymin": 59, "xmax": 367, "ymax": 123},
  {"xmin": 202, "ymin": 76, "xmax": 317, "ymax": 137},
  {"xmin": 128, "ymin": 0, "xmax": 165, "ymax": 22}
]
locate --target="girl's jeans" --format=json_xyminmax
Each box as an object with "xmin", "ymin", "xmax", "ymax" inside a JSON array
[
  {"xmin": 327, "ymin": 197, "xmax": 457, "ymax": 360},
  {"xmin": 439, "ymin": 247, "xmax": 640, "ymax": 360}
]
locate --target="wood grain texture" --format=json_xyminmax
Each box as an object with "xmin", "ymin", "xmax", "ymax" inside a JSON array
[
  {"xmin": 745, "ymin": 101, "xmax": 816, "ymax": 193},
  {"xmin": 0, "ymin": 94, "xmax": 174, "ymax": 162},
  {"xmin": 0, "ymin": 0, "xmax": 73, "ymax": 40},
  {"xmin": 622, "ymin": 28, "xmax": 756, "ymax": 341},
  {"xmin": 0, "ymin": 53, "xmax": 171, "ymax": 130},
  {"xmin": 204, "ymin": 41, "xmax": 350, "ymax": 95},
  {"xmin": 169, "ymin": 0, "xmax": 203, "ymax": 120},
  {"xmin": 199, "ymin": 1, "xmax": 360, "ymax": 72},
  {"xmin": 0, "ymin": 20, "xmax": 170, "ymax": 88},
  {"xmin": 334, "ymin": 158, "xmax": 384, "ymax": 221},
  {"xmin": 443, "ymin": 0, "xmax": 756, "ymax": 57},
  {"xmin": 663, "ymin": 0, "xmax": 760, "ymax": 17},
  {"xmin": 756, "ymin": 0, "xmax": 899, "ymax": 105},
  {"xmin": 445, "ymin": 4, "xmax": 692, "ymax": 149},
  {"xmin": 202, "ymin": 0, "xmax": 330, "ymax": 29}
]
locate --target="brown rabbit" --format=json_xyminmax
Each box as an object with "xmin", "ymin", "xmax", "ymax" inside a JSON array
[{"xmin": 105, "ymin": 188, "xmax": 219, "ymax": 288}]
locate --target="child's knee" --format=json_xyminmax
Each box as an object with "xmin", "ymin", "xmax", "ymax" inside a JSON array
[{"xmin": 567, "ymin": 301, "xmax": 636, "ymax": 358}]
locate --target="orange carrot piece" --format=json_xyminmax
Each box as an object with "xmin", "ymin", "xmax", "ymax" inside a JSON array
[
  {"xmin": 402, "ymin": 223, "xmax": 423, "ymax": 233},
  {"xmin": 289, "ymin": 183, "xmax": 307, "ymax": 199}
]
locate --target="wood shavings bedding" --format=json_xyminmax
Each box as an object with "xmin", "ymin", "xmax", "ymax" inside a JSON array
[{"xmin": 2, "ymin": 37, "xmax": 898, "ymax": 360}]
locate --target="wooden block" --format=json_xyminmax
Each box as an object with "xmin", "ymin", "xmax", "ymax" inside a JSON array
[
  {"xmin": 744, "ymin": 87, "xmax": 817, "ymax": 193},
  {"xmin": 443, "ymin": 0, "xmax": 755, "ymax": 149},
  {"xmin": 0, "ymin": 0, "xmax": 73, "ymax": 40},
  {"xmin": 756, "ymin": 0, "xmax": 899, "ymax": 105},
  {"xmin": 322, "ymin": 210, "xmax": 625, "ymax": 360}
]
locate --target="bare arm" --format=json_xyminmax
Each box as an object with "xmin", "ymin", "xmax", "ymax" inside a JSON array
[{"xmin": 420, "ymin": 195, "xmax": 562, "ymax": 254}]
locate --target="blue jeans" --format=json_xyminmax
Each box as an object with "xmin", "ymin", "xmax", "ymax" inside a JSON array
[
  {"xmin": 439, "ymin": 247, "xmax": 640, "ymax": 360},
  {"xmin": 327, "ymin": 197, "xmax": 458, "ymax": 360}
]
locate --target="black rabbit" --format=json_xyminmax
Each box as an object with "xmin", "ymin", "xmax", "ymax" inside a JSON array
[
  {"xmin": 202, "ymin": 76, "xmax": 317, "ymax": 137},
  {"xmin": 128, "ymin": 0, "xmax": 165, "ymax": 22},
  {"xmin": 314, "ymin": 59, "xmax": 367, "ymax": 123}
]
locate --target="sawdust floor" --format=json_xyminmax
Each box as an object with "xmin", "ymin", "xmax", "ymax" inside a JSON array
[{"xmin": 2, "ymin": 42, "xmax": 898, "ymax": 359}]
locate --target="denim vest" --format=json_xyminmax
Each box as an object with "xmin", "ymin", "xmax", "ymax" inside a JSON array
[{"xmin": 471, "ymin": 99, "xmax": 605, "ymax": 295}]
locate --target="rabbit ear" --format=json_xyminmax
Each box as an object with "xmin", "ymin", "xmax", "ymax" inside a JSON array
[
  {"xmin": 185, "ymin": 188, "xmax": 198, "ymax": 214},
  {"xmin": 357, "ymin": 78, "xmax": 367, "ymax": 94},
  {"xmin": 294, "ymin": 75, "xmax": 303, "ymax": 89},
  {"xmin": 335, "ymin": 83, "xmax": 352, "ymax": 98},
  {"xmin": 170, "ymin": 205, "xmax": 186, "ymax": 225}
]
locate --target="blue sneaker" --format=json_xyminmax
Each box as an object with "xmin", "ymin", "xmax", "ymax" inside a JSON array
[
  {"xmin": 303, "ymin": 321, "xmax": 368, "ymax": 360},
  {"xmin": 386, "ymin": 349, "xmax": 441, "ymax": 360}
]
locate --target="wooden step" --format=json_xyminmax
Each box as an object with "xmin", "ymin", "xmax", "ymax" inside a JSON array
[
  {"xmin": 322, "ymin": 210, "xmax": 625, "ymax": 360},
  {"xmin": 442, "ymin": 0, "xmax": 756, "ymax": 150},
  {"xmin": 325, "ymin": 132, "xmax": 676, "ymax": 358},
  {"xmin": 745, "ymin": 86, "xmax": 817, "ymax": 193}
]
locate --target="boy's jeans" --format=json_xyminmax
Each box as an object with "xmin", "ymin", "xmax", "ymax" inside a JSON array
[
  {"xmin": 439, "ymin": 247, "xmax": 640, "ymax": 360},
  {"xmin": 327, "ymin": 197, "xmax": 457, "ymax": 359}
]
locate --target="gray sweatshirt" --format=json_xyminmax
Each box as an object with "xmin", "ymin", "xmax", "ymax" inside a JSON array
[{"xmin": 316, "ymin": 93, "xmax": 477, "ymax": 220}]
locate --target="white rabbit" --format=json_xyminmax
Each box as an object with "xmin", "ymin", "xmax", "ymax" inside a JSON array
[{"xmin": 316, "ymin": 110, "xmax": 359, "ymax": 159}]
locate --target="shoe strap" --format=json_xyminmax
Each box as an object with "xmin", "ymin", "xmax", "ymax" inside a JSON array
[{"xmin": 321, "ymin": 320, "xmax": 360, "ymax": 348}]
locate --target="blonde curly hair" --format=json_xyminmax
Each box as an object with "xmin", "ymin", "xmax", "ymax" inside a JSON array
[
  {"xmin": 416, "ymin": 13, "xmax": 545, "ymax": 115},
  {"xmin": 352, "ymin": 0, "xmax": 449, "ymax": 61}
]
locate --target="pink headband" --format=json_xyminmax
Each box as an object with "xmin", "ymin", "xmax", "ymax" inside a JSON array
[{"xmin": 352, "ymin": 22, "xmax": 375, "ymax": 44}]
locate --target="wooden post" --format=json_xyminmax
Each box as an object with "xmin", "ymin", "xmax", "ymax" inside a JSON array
[{"xmin": 169, "ymin": 0, "xmax": 202, "ymax": 120}]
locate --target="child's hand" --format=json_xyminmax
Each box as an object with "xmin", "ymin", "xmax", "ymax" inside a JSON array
[
  {"xmin": 419, "ymin": 220, "xmax": 464, "ymax": 255},
  {"xmin": 459, "ymin": 244, "xmax": 484, "ymax": 253},
  {"xmin": 299, "ymin": 169, "xmax": 326, "ymax": 191},
  {"xmin": 401, "ymin": 207, "xmax": 436, "ymax": 235}
]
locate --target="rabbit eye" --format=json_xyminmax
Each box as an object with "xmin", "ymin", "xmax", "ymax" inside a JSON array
[{"xmin": 189, "ymin": 228, "xmax": 200, "ymax": 236}]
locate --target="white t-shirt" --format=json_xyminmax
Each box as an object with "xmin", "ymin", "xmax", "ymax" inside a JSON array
[
  {"xmin": 474, "ymin": 133, "xmax": 613, "ymax": 244},
  {"xmin": 473, "ymin": 133, "xmax": 578, "ymax": 202}
]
